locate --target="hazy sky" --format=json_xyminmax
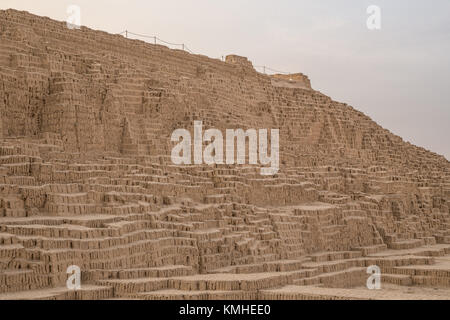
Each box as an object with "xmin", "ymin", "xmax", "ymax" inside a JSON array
[{"xmin": 1, "ymin": 0, "xmax": 449, "ymax": 159}]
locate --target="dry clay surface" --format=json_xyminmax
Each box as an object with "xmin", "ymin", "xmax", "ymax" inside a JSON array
[{"xmin": 0, "ymin": 9, "xmax": 449, "ymax": 300}]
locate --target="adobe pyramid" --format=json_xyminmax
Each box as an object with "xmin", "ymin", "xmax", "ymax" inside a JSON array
[{"xmin": 0, "ymin": 10, "xmax": 449, "ymax": 300}]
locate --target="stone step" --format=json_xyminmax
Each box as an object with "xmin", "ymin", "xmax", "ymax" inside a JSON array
[
  {"xmin": 260, "ymin": 285, "xmax": 450, "ymax": 300},
  {"xmin": 388, "ymin": 239, "xmax": 425, "ymax": 250},
  {"xmin": 84, "ymin": 265, "xmax": 195, "ymax": 281},
  {"xmin": 293, "ymin": 267, "xmax": 367, "ymax": 287},
  {"xmin": 436, "ymin": 235, "xmax": 450, "ymax": 244},
  {"xmin": 129, "ymin": 289, "xmax": 257, "ymax": 300},
  {"xmin": 309, "ymin": 251, "xmax": 363, "ymax": 262},
  {"xmin": 352, "ymin": 244, "xmax": 388, "ymax": 256},
  {"xmin": 209, "ymin": 258, "xmax": 311, "ymax": 274},
  {"xmin": 0, "ymin": 269, "xmax": 47, "ymax": 294},
  {"xmin": 0, "ymin": 243, "xmax": 25, "ymax": 259},
  {"xmin": 0, "ymin": 285, "xmax": 113, "ymax": 300}
]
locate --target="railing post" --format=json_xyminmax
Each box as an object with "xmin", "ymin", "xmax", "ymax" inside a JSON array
[
  {"xmin": 154, "ymin": 36, "xmax": 156, "ymax": 45},
  {"xmin": 125, "ymin": 30, "xmax": 128, "ymax": 38},
  {"xmin": 182, "ymin": 44, "xmax": 185, "ymax": 51}
]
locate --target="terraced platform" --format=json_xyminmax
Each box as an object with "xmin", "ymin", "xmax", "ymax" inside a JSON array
[{"xmin": 0, "ymin": 9, "xmax": 449, "ymax": 300}]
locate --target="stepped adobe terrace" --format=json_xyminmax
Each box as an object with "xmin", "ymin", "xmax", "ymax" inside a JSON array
[{"xmin": 0, "ymin": 9, "xmax": 449, "ymax": 300}]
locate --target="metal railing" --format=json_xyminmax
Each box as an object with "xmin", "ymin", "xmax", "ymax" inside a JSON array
[{"xmin": 118, "ymin": 30, "xmax": 292, "ymax": 75}]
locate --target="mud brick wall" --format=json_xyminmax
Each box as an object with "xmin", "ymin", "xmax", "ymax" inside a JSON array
[{"xmin": 0, "ymin": 9, "xmax": 449, "ymax": 298}]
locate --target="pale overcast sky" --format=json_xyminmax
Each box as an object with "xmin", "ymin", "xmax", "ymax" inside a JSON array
[{"xmin": 1, "ymin": 0, "xmax": 449, "ymax": 159}]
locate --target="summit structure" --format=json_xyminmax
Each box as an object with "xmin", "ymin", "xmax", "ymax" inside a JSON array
[{"xmin": 0, "ymin": 10, "xmax": 449, "ymax": 300}]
